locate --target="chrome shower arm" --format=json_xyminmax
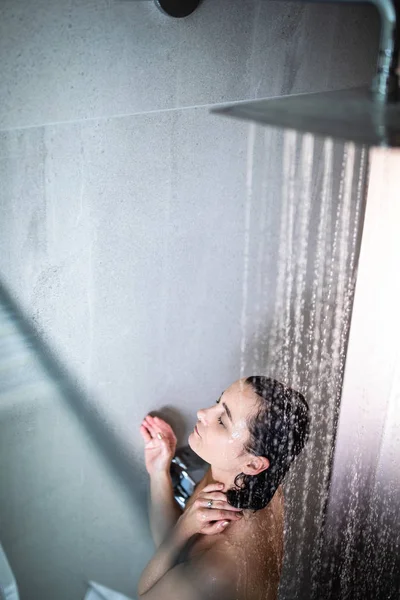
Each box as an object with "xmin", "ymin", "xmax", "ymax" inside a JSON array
[
  {"xmin": 370, "ymin": 0, "xmax": 398, "ymax": 98},
  {"xmin": 348, "ymin": 0, "xmax": 398, "ymax": 99},
  {"xmin": 272, "ymin": 0, "xmax": 399, "ymax": 101}
]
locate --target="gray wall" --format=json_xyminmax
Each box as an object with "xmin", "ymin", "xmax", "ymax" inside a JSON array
[{"xmin": 0, "ymin": 1, "xmax": 379, "ymax": 599}]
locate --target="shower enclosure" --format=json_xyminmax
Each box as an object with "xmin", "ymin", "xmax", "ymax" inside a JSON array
[{"xmin": 0, "ymin": 1, "xmax": 398, "ymax": 599}]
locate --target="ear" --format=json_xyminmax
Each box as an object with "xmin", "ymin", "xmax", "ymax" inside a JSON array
[{"xmin": 244, "ymin": 456, "xmax": 270, "ymax": 476}]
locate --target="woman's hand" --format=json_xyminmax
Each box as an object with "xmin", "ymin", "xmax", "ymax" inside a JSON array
[
  {"xmin": 177, "ymin": 483, "xmax": 244, "ymax": 538},
  {"xmin": 140, "ymin": 415, "xmax": 177, "ymax": 476}
]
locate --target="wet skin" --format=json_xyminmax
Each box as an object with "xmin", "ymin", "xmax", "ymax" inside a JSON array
[
  {"xmin": 182, "ymin": 468, "xmax": 285, "ymax": 600},
  {"xmin": 186, "ymin": 379, "xmax": 285, "ymax": 600}
]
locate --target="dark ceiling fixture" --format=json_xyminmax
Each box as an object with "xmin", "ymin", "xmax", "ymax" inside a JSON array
[{"xmin": 154, "ymin": 0, "xmax": 202, "ymax": 18}]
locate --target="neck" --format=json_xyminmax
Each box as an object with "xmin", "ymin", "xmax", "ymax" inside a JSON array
[
  {"xmin": 206, "ymin": 465, "xmax": 236, "ymax": 491},
  {"xmin": 206, "ymin": 466, "xmax": 256, "ymax": 519}
]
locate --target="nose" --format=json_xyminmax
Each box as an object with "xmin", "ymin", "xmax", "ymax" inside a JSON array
[{"xmin": 196, "ymin": 409, "xmax": 207, "ymax": 426}]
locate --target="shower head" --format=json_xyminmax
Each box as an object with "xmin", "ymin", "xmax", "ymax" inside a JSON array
[
  {"xmin": 213, "ymin": 86, "xmax": 400, "ymax": 147},
  {"xmin": 213, "ymin": 0, "xmax": 400, "ymax": 147}
]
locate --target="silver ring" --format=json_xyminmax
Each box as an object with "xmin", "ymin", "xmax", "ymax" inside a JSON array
[
  {"xmin": 157, "ymin": 432, "xmax": 163, "ymax": 440},
  {"xmin": 207, "ymin": 500, "xmax": 213, "ymax": 509}
]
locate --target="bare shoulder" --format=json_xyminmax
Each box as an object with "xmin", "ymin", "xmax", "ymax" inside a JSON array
[
  {"xmin": 185, "ymin": 486, "xmax": 285, "ymax": 600},
  {"xmin": 189, "ymin": 541, "xmax": 239, "ymax": 599}
]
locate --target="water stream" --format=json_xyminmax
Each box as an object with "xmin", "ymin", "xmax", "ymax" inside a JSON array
[{"xmin": 239, "ymin": 126, "xmax": 369, "ymax": 598}]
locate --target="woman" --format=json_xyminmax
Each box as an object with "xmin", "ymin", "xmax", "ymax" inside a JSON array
[{"xmin": 137, "ymin": 376, "xmax": 310, "ymax": 600}]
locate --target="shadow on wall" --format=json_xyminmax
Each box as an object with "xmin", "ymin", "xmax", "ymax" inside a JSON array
[
  {"xmin": 0, "ymin": 278, "xmax": 212, "ymax": 599},
  {"xmin": 0, "ymin": 279, "xmax": 149, "ymax": 517}
]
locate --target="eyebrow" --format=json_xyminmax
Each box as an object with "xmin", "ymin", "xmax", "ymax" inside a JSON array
[{"xmin": 222, "ymin": 402, "xmax": 233, "ymax": 424}]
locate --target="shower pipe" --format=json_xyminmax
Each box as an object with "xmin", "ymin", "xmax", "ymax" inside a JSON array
[
  {"xmin": 370, "ymin": 0, "xmax": 399, "ymax": 99},
  {"xmin": 275, "ymin": 0, "xmax": 399, "ymax": 101}
]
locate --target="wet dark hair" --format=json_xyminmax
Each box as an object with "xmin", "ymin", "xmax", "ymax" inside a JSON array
[{"xmin": 226, "ymin": 376, "xmax": 310, "ymax": 512}]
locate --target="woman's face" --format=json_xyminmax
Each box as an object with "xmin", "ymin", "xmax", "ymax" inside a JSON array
[{"xmin": 188, "ymin": 378, "xmax": 263, "ymax": 473}]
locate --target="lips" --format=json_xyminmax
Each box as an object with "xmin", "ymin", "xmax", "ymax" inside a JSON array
[{"xmin": 195, "ymin": 424, "xmax": 201, "ymax": 437}]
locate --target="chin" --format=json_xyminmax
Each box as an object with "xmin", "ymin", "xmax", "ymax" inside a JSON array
[
  {"xmin": 188, "ymin": 432, "xmax": 204, "ymax": 459},
  {"xmin": 188, "ymin": 431, "xmax": 197, "ymax": 449}
]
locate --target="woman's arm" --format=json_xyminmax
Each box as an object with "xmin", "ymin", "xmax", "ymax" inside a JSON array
[
  {"xmin": 138, "ymin": 482, "xmax": 242, "ymax": 599},
  {"xmin": 149, "ymin": 470, "xmax": 182, "ymax": 548},
  {"xmin": 138, "ymin": 517, "xmax": 189, "ymax": 596},
  {"xmin": 139, "ymin": 414, "xmax": 182, "ymax": 547},
  {"xmin": 137, "ymin": 520, "xmax": 235, "ymax": 600}
]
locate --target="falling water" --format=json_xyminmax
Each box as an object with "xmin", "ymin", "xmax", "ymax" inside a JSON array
[
  {"xmin": 268, "ymin": 130, "xmax": 297, "ymax": 378},
  {"xmin": 238, "ymin": 126, "xmax": 370, "ymax": 599},
  {"xmin": 252, "ymin": 129, "xmax": 274, "ymax": 374},
  {"xmin": 302, "ymin": 135, "xmax": 335, "ymax": 597},
  {"xmin": 310, "ymin": 142, "xmax": 357, "ymax": 597},
  {"xmin": 331, "ymin": 144, "xmax": 367, "ymax": 598},
  {"xmin": 331, "ymin": 143, "xmax": 355, "ymax": 396},
  {"xmin": 291, "ymin": 133, "xmax": 314, "ymax": 389},
  {"xmin": 281, "ymin": 131, "xmax": 297, "ymax": 387},
  {"xmin": 288, "ymin": 131, "xmax": 315, "ymax": 579},
  {"xmin": 304, "ymin": 137, "xmax": 333, "ymax": 396},
  {"xmin": 339, "ymin": 146, "xmax": 367, "ymax": 377},
  {"xmin": 240, "ymin": 123, "xmax": 256, "ymax": 380}
]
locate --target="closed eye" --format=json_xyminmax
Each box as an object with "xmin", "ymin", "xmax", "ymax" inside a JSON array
[{"xmin": 216, "ymin": 396, "xmax": 225, "ymax": 427}]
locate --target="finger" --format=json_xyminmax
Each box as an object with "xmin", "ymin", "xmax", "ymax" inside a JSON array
[
  {"xmin": 200, "ymin": 491, "xmax": 236, "ymax": 502},
  {"xmin": 141, "ymin": 422, "xmax": 160, "ymax": 446},
  {"xmin": 152, "ymin": 416, "xmax": 170, "ymax": 431},
  {"xmin": 201, "ymin": 499, "xmax": 243, "ymax": 512},
  {"xmin": 208, "ymin": 509, "xmax": 243, "ymax": 521},
  {"xmin": 144, "ymin": 417, "xmax": 160, "ymax": 438},
  {"xmin": 141, "ymin": 420, "xmax": 154, "ymax": 437},
  {"xmin": 150, "ymin": 416, "xmax": 177, "ymax": 443},
  {"xmin": 140, "ymin": 424, "xmax": 152, "ymax": 444},
  {"xmin": 154, "ymin": 416, "xmax": 176, "ymax": 436},
  {"xmin": 153, "ymin": 417, "xmax": 177, "ymax": 442},
  {"xmin": 202, "ymin": 520, "xmax": 230, "ymax": 535},
  {"xmin": 197, "ymin": 507, "xmax": 242, "ymax": 525},
  {"xmin": 202, "ymin": 483, "xmax": 225, "ymax": 493},
  {"xmin": 198, "ymin": 492, "xmax": 243, "ymax": 510},
  {"xmin": 145, "ymin": 416, "xmax": 166, "ymax": 439},
  {"xmin": 146, "ymin": 417, "xmax": 176, "ymax": 448}
]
